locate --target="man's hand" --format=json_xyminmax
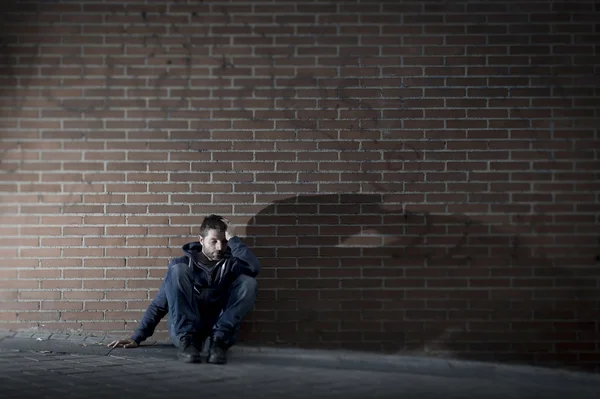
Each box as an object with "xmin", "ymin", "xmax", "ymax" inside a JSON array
[
  {"xmin": 222, "ymin": 217, "xmax": 236, "ymax": 241},
  {"xmin": 106, "ymin": 338, "xmax": 138, "ymax": 349}
]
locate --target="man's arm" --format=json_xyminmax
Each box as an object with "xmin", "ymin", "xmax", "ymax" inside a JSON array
[
  {"xmin": 222, "ymin": 218, "xmax": 260, "ymax": 278},
  {"xmin": 227, "ymin": 236, "xmax": 260, "ymax": 278},
  {"xmin": 130, "ymin": 269, "xmax": 170, "ymax": 345}
]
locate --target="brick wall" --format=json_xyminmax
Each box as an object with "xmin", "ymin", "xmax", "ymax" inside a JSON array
[{"xmin": 0, "ymin": 0, "xmax": 599, "ymax": 371}]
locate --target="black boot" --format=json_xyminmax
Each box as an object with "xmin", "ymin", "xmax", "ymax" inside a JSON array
[
  {"xmin": 177, "ymin": 335, "xmax": 202, "ymax": 363},
  {"xmin": 207, "ymin": 337, "xmax": 228, "ymax": 364}
]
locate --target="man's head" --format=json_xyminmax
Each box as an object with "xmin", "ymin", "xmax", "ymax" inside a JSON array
[{"xmin": 199, "ymin": 214, "xmax": 228, "ymax": 261}]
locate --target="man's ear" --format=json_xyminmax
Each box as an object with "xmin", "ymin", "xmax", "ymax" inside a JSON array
[{"xmin": 198, "ymin": 236, "xmax": 204, "ymax": 245}]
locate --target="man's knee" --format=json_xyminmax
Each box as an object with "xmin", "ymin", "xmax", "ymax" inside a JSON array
[
  {"xmin": 167, "ymin": 262, "xmax": 191, "ymax": 283},
  {"xmin": 232, "ymin": 274, "xmax": 257, "ymax": 298}
]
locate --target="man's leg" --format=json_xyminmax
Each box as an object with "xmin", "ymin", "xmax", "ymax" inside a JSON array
[
  {"xmin": 209, "ymin": 274, "xmax": 258, "ymax": 363},
  {"xmin": 164, "ymin": 262, "xmax": 203, "ymax": 362}
]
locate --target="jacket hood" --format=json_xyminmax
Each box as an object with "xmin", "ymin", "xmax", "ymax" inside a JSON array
[{"xmin": 181, "ymin": 241, "xmax": 231, "ymax": 265}]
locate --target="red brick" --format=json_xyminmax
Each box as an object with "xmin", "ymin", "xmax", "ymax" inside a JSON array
[
  {"xmin": 18, "ymin": 291, "xmax": 60, "ymax": 300},
  {"xmin": 63, "ymin": 227, "xmax": 104, "ymax": 236},
  {"xmin": 80, "ymin": 321, "xmax": 126, "ymax": 332},
  {"xmin": 19, "ymin": 226, "xmax": 60, "ymax": 236},
  {"xmin": 0, "ymin": 278, "xmax": 39, "ymax": 289},
  {"xmin": 41, "ymin": 238, "xmax": 83, "ymax": 247},
  {"xmin": 84, "ymin": 258, "xmax": 126, "ymax": 268},
  {"xmin": 62, "ymin": 205, "xmax": 105, "ymax": 214},
  {"xmin": 85, "ymin": 301, "xmax": 126, "ymax": 311},
  {"xmin": 107, "ymin": 248, "xmax": 147, "ymax": 257},
  {"xmin": 149, "ymin": 184, "xmax": 191, "ymax": 192},
  {"xmin": 145, "ymin": 205, "xmax": 188, "ymax": 213},
  {"xmin": 40, "ymin": 279, "xmax": 82, "ymax": 289},
  {"xmin": 106, "ymin": 291, "xmax": 147, "ymax": 300},
  {"xmin": 19, "ymin": 269, "xmax": 61, "ymax": 279},
  {"xmin": 126, "ymin": 194, "xmax": 168, "ymax": 204},
  {"xmin": 83, "ymin": 280, "xmax": 125, "ymax": 289},
  {"xmin": 62, "ymin": 248, "xmax": 104, "ymax": 257},
  {"xmin": 39, "ymin": 259, "xmax": 82, "ymax": 268},
  {"xmin": 212, "ymin": 173, "xmax": 254, "ymax": 182},
  {"xmin": 105, "ymin": 311, "xmax": 144, "ymax": 320},
  {"xmin": 41, "ymin": 301, "xmax": 83, "ymax": 311},
  {"xmin": 84, "ymin": 194, "xmax": 127, "ymax": 204},
  {"xmin": 126, "ymin": 300, "xmax": 153, "ymax": 311},
  {"xmin": 105, "ymin": 205, "xmax": 146, "ymax": 214},
  {"xmin": 63, "ymin": 269, "xmax": 104, "ymax": 279},
  {"xmin": 104, "ymin": 269, "xmax": 146, "ymax": 278},
  {"xmin": 170, "ymin": 173, "xmax": 209, "ymax": 182},
  {"xmin": 4, "ymin": 301, "xmax": 40, "ymax": 311},
  {"xmin": 84, "ymin": 237, "xmax": 125, "ymax": 247},
  {"xmin": 62, "ymin": 311, "xmax": 104, "ymax": 321},
  {"xmin": 127, "ymin": 280, "xmax": 162, "ymax": 289},
  {"xmin": 125, "ymin": 237, "xmax": 168, "ymax": 247},
  {"xmin": 19, "ymin": 312, "xmax": 60, "ymax": 321},
  {"xmin": 0, "ymin": 312, "xmax": 18, "ymax": 321},
  {"xmin": 106, "ymin": 226, "xmax": 147, "ymax": 235},
  {"xmin": 105, "ymin": 184, "xmax": 147, "ymax": 193}
]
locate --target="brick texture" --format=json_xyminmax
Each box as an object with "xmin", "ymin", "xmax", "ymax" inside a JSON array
[{"xmin": 0, "ymin": 0, "xmax": 599, "ymax": 372}]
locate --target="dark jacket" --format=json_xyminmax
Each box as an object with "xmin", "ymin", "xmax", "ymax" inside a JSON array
[{"xmin": 131, "ymin": 236, "xmax": 260, "ymax": 344}]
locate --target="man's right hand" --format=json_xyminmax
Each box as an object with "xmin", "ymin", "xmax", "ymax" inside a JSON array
[{"xmin": 106, "ymin": 338, "xmax": 138, "ymax": 349}]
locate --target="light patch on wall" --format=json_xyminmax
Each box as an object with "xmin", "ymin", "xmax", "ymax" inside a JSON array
[{"xmin": 338, "ymin": 229, "xmax": 384, "ymax": 247}]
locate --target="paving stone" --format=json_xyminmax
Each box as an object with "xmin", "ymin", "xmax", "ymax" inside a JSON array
[
  {"xmin": 31, "ymin": 332, "xmax": 53, "ymax": 340},
  {"xmin": 66, "ymin": 334, "xmax": 87, "ymax": 341},
  {"xmin": 83, "ymin": 336, "xmax": 106, "ymax": 344},
  {"xmin": 0, "ymin": 335, "xmax": 599, "ymax": 399},
  {"xmin": 13, "ymin": 331, "xmax": 35, "ymax": 339},
  {"xmin": 0, "ymin": 331, "xmax": 16, "ymax": 339},
  {"xmin": 48, "ymin": 334, "xmax": 71, "ymax": 340}
]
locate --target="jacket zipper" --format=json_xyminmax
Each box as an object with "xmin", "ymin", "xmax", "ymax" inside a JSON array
[{"xmin": 194, "ymin": 259, "xmax": 226, "ymax": 287}]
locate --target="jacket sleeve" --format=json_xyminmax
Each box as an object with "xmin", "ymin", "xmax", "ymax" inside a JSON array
[
  {"xmin": 130, "ymin": 266, "xmax": 170, "ymax": 345},
  {"xmin": 227, "ymin": 236, "xmax": 261, "ymax": 278}
]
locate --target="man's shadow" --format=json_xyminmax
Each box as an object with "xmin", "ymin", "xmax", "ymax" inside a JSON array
[{"xmin": 239, "ymin": 193, "xmax": 599, "ymax": 372}]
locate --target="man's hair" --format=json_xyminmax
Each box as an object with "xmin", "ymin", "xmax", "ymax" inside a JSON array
[{"xmin": 200, "ymin": 214, "xmax": 227, "ymax": 237}]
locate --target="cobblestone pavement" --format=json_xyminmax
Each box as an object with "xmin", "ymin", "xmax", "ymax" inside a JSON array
[{"xmin": 0, "ymin": 332, "xmax": 599, "ymax": 399}]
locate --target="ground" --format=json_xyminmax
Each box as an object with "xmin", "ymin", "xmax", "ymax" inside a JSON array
[{"xmin": 0, "ymin": 331, "xmax": 598, "ymax": 399}]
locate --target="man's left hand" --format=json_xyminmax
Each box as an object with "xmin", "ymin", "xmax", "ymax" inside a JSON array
[{"xmin": 222, "ymin": 218, "xmax": 236, "ymax": 241}]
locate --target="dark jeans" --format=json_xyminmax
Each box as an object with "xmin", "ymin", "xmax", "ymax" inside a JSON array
[{"xmin": 164, "ymin": 262, "xmax": 257, "ymax": 349}]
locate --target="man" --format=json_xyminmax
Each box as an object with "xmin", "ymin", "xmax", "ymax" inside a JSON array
[{"xmin": 107, "ymin": 215, "xmax": 260, "ymax": 365}]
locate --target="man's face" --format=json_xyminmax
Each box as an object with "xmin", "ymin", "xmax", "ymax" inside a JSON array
[{"xmin": 199, "ymin": 229, "xmax": 228, "ymax": 261}]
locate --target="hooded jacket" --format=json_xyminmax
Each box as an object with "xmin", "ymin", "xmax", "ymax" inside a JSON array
[{"xmin": 130, "ymin": 236, "xmax": 260, "ymax": 345}]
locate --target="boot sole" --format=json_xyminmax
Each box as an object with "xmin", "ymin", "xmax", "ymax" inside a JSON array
[
  {"xmin": 207, "ymin": 356, "xmax": 226, "ymax": 365},
  {"xmin": 178, "ymin": 353, "xmax": 202, "ymax": 363}
]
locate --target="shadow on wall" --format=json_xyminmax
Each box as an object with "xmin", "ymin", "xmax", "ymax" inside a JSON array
[
  {"xmin": 241, "ymin": 194, "xmax": 599, "ymax": 372},
  {"xmin": 0, "ymin": 2, "xmax": 39, "ymax": 118}
]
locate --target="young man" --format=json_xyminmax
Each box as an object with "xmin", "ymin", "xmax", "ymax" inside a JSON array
[{"xmin": 107, "ymin": 215, "xmax": 260, "ymax": 365}]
